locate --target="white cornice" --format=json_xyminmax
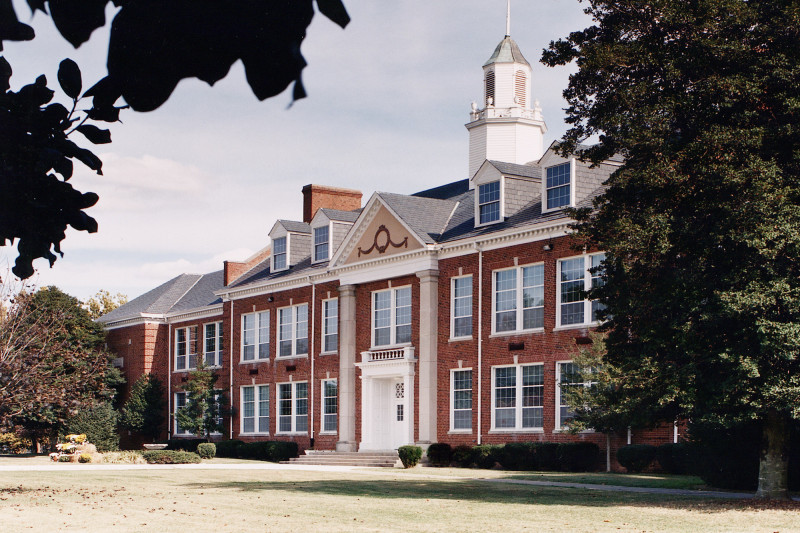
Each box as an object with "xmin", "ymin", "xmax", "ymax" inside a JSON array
[
  {"xmin": 102, "ymin": 314, "xmax": 166, "ymax": 331},
  {"xmin": 166, "ymin": 303, "xmax": 224, "ymax": 323},
  {"xmin": 218, "ymin": 269, "xmax": 337, "ymax": 301},
  {"xmin": 436, "ymin": 219, "xmax": 573, "ymax": 258}
]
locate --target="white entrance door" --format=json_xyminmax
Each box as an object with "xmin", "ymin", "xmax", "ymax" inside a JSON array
[{"xmin": 389, "ymin": 378, "xmax": 407, "ymax": 449}]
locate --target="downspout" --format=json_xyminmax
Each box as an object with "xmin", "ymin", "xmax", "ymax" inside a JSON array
[
  {"xmin": 229, "ymin": 300, "xmax": 234, "ymax": 439},
  {"xmin": 476, "ymin": 242, "xmax": 484, "ymax": 445},
  {"xmin": 168, "ymin": 323, "xmax": 172, "ymax": 437},
  {"xmin": 309, "ymin": 277, "xmax": 316, "ymax": 447}
]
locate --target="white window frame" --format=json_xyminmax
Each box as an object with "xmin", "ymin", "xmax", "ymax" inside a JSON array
[
  {"xmin": 322, "ymin": 298, "xmax": 338, "ymax": 354},
  {"xmin": 555, "ymin": 360, "xmax": 597, "ymax": 431},
  {"xmin": 277, "ymin": 381, "xmax": 308, "ymax": 435},
  {"xmin": 173, "ymin": 392, "xmax": 191, "ymax": 435},
  {"xmin": 450, "ymin": 368, "xmax": 473, "ymax": 433},
  {"xmin": 542, "ymin": 159, "xmax": 576, "ymax": 212},
  {"xmin": 556, "ymin": 253, "xmax": 605, "ymax": 329},
  {"xmin": 475, "ymin": 179, "xmax": 503, "ymax": 226},
  {"xmin": 450, "ymin": 275, "xmax": 473, "ymax": 339},
  {"xmin": 272, "ymin": 235, "xmax": 288, "ymax": 271},
  {"xmin": 491, "ymin": 263, "xmax": 545, "ymax": 335},
  {"xmin": 320, "ymin": 378, "xmax": 338, "ymax": 434},
  {"xmin": 241, "ymin": 310, "xmax": 270, "ymax": 362},
  {"xmin": 490, "ymin": 363, "xmax": 544, "ymax": 432},
  {"xmin": 174, "ymin": 326, "xmax": 197, "ymax": 372},
  {"xmin": 371, "ymin": 286, "xmax": 412, "ymax": 348},
  {"xmin": 277, "ymin": 304, "xmax": 308, "ymax": 358},
  {"xmin": 313, "ymin": 224, "xmax": 330, "ymax": 263},
  {"xmin": 203, "ymin": 321, "xmax": 223, "ymax": 367},
  {"xmin": 240, "ymin": 384, "xmax": 270, "ymax": 435}
]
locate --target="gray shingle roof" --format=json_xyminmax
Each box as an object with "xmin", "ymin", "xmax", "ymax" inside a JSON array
[
  {"xmin": 227, "ymin": 256, "xmax": 328, "ymax": 289},
  {"xmin": 98, "ymin": 273, "xmax": 202, "ymax": 323},
  {"xmin": 378, "ymin": 192, "xmax": 460, "ymax": 244},
  {"xmin": 412, "ymin": 179, "xmax": 469, "ymax": 200},
  {"xmin": 488, "ymin": 161, "xmax": 541, "ymax": 179},
  {"xmin": 319, "ymin": 208, "xmax": 361, "ymax": 223},
  {"xmin": 170, "ymin": 270, "xmax": 224, "ymax": 313},
  {"xmin": 278, "ymin": 220, "xmax": 311, "ymax": 234},
  {"xmin": 483, "ymin": 36, "xmax": 530, "ymax": 67}
]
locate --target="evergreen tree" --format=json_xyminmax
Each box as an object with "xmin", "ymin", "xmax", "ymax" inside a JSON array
[
  {"xmin": 120, "ymin": 373, "xmax": 166, "ymax": 442},
  {"xmin": 66, "ymin": 402, "xmax": 119, "ymax": 452},
  {"xmin": 175, "ymin": 362, "xmax": 224, "ymax": 439},
  {"xmin": 543, "ymin": 0, "xmax": 800, "ymax": 499}
]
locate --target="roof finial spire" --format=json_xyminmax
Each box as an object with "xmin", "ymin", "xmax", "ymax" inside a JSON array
[{"xmin": 506, "ymin": 0, "xmax": 511, "ymax": 37}]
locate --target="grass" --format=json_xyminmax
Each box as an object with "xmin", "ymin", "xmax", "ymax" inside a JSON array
[{"xmin": 1, "ymin": 461, "xmax": 799, "ymax": 532}]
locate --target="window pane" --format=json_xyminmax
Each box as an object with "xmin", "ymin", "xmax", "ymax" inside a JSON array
[
  {"xmin": 546, "ymin": 163, "xmax": 571, "ymax": 209},
  {"xmin": 479, "ymin": 182, "xmax": 501, "ymax": 224}
]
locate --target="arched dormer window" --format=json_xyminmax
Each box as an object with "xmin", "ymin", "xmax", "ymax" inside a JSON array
[
  {"xmin": 485, "ymin": 70, "xmax": 495, "ymax": 106},
  {"xmin": 514, "ymin": 71, "xmax": 527, "ymax": 107}
]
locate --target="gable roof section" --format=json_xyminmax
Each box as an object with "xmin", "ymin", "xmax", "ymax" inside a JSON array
[
  {"xmin": 98, "ymin": 273, "xmax": 203, "ymax": 323},
  {"xmin": 278, "ymin": 220, "xmax": 311, "ymax": 234},
  {"xmin": 171, "ymin": 270, "xmax": 224, "ymax": 313},
  {"xmin": 487, "ymin": 160, "xmax": 541, "ymax": 179},
  {"xmin": 377, "ymin": 192, "xmax": 460, "ymax": 244},
  {"xmin": 318, "ymin": 208, "xmax": 361, "ymax": 223}
]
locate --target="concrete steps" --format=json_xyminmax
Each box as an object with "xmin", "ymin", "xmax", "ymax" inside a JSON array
[{"xmin": 282, "ymin": 450, "xmax": 401, "ymax": 468}]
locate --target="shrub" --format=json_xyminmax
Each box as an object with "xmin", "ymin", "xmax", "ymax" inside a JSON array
[
  {"xmin": 451, "ymin": 445, "xmax": 475, "ymax": 467},
  {"xmin": 534, "ymin": 442, "xmax": 561, "ymax": 471},
  {"xmin": 616, "ymin": 444, "xmax": 656, "ymax": 473},
  {"xmin": 473, "ymin": 444, "xmax": 503, "ymax": 469},
  {"xmin": 0, "ymin": 433, "xmax": 32, "ymax": 454},
  {"xmin": 499, "ymin": 442, "xmax": 538, "ymax": 471},
  {"xmin": 197, "ymin": 443, "xmax": 216, "ymax": 459},
  {"xmin": 215, "ymin": 440, "xmax": 244, "ymax": 458},
  {"xmin": 166, "ymin": 438, "xmax": 206, "ymax": 452},
  {"xmin": 656, "ymin": 443, "xmax": 693, "ymax": 475},
  {"xmin": 66, "ymin": 402, "xmax": 120, "ymax": 452},
  {"xmin": 142, "ymin": 450, "xmax": 201, "ymax": 464},
  {"xmin": 58, "ymin": 454, "xmax": 74, "ymax": 462},
  {"xmin": 98, "ymin": 451, "xmax": 146, "ymax": 464},
  {"xmin": 558, "ymin": 442, "xmax": 600, "ymax": 472},
  {"xmin": 78, "ymin": 453, "xmax": 92, "ymax": 463},
  {"xmin": 398, "ymin": 445, "xmax": 422, "ymax": 468},
  {"xmin": 425, "ymin": 443, "xmax": 452, "ymax": 466},
  {"xmin": 236, "ymin": 441, "xmax": 299, "ymax": 462}
]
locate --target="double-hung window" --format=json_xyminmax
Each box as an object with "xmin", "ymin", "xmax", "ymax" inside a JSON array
[
  {"xmin": 321, "ymin": 379, "xmax": 338, "ymax": 433},
  {"xmin": 314, "ymin": 226, "xmax": 329, "ymax": 262},
  {"xmin": 556, "ymin": 362, "xmax": 597, "ymax": 429},
  {"xmin": 558, "ymin": 253, "xmax": 605, "ymax": 327},
  {"xmin": 545, "ymin": 162, "xmax": 571, "ymax": 210},
  {"xmin": 478, "ymin": 181, "xmax": 501, "ymax": 224},
  {"xmin": 450, "ymin": 369, "xmax": 473, "ymax": 431},
  {"xmin": 174, "ymin": 392, "xmax": 191, "ymax": 435},
  {"xmin": 493, "ymin": 264, "xmax": 544, "ymax": 333},
  {"xmin": 241, "ymin": 384, "xmax": 270, "ymax": 434},
  {"xmin": 175, "ymin": 326, "xmax": 197, "ymax": 371},
  {"xmin": 322, "ymin": 299, "xmax": 338, "ymax": 353},
  {"xmin": 278, "ymin": 304, "xmax": 308, "ymax": 357},
  {"xmin": 174, "ymin": 390, "xmax": 223, "ymax": 435},
  {"xmin": 372, "ymin": 286, "xmax": 411, "ymax": 347},
  {"xmin": 451, "ymin": 276, "xmax": 472, "ymax": 338},
  {"xmin": 278, "ymin": 382, "xmax": 308, "ymax": 434},
  {"xmin": 492, "ymin": 364, "xmax": 543, "ymax": 431},
  {"xmin": 241, "ymin": 311, "xmax": 270, "ymax": 361},
  {"xmin": 204, "ymin": 322, "xmax": 223, "ymax": 367},
  {"xmin": 272, "ymin": 236, "xmax": 287, "ymax": 271}
]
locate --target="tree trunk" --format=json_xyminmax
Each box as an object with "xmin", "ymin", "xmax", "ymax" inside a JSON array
[{"xmin": 755, "ymin": 410, "xmax": 790, "ymax": 500}]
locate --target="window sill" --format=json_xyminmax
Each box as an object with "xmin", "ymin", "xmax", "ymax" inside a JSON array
[
  {"xmin": 448, "ymin": 429, "xmax": 473, "ymax": 435},
  {"xmin": 239, "ymin": 433, "xmax": 270, "ymax": 437},
  {"xmin": 488, "ymin": 428, "xmax": 544, "ymax": 434},
  {"xmin": 275, "ymin": 354, "xmax": 309, "ymax": 361},
  {"xmin": 553, "ymin": 428, "xmax": 595, "ymax": 434},
  {"xmin": 239, "ymin": 358, "xmax": 270, "ymax": 365},
  {"xmin": 368, "ymin": 342, "xmax": 412, "ymax": 352},
  {"xmin": 275, "ymin": 432, "xmax": 309, "ymax": 436},
  {"xmin": 319, "ymin": 351, "xmax": 338, "ymax": 356},
  {"xmin": 448, "ymin": 336, "xmax": 473, "ymax": 343},
  {"xmin": 318, "ymin": 431, "xmax": 337, "ymax": 436},
  {"xmin": 489, "ymin": 328, "xmax": 544, "ymax": 339},
  {"xmin": 552, "ymin": 323, "xmax": 597, "ymax": 332},
  {"xmin": 474, "ymin": 219, "xmax": 503, "ymax": 228}
]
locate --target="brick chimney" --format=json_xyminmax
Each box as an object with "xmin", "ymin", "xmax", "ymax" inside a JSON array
[
  {"xmin": 302, "ymin": 184, "xmax": 362, "ymax": 223},
  {"xmin": 223, "ymin": 246, "xmax": 272, "ymax": 286}
]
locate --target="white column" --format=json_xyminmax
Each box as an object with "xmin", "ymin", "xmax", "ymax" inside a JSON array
[
  {"xmin": 337, "ymin": 284, "xmax": 358, "ymax": 451},
  {"xmin": 416, "ymin": 269, "xmax": 439, "ymax": 446}
]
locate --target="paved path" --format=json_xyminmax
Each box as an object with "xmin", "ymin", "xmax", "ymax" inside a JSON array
[{"xmin": 1, "ymin": 461, "xmax": 794, "ymax": 501}]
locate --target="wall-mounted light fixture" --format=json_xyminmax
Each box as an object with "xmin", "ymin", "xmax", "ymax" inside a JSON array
[
  {"xmin": 268, "ymin": 296, "xmax": 274, "ymax": 302},
  {"xmin": 542, "ymin": 242, "xmax": 553, "ymax": 252}
]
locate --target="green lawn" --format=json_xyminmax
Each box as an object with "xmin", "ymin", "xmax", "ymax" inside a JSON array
[{"xmin": 1, "ymin": 462, "xmax": 798, "ymax": 532}]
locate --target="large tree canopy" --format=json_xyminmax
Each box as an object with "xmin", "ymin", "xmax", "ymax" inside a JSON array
[
  {"xmin": 542, "ymin": 0, "xmax": 800, "ymax": 499},
  {"xmin": 0, "ymin": 0, "xmax": 350, "ymax": 278}
]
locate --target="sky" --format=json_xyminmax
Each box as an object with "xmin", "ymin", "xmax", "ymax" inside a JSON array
[{"xmin": 2, "ymin": 1, "xmax": 592, "ymax": 302}]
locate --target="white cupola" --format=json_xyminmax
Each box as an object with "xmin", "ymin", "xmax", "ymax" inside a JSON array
[{"xmin": 465, "ymin": 3, "xmax": 547, "ymax": 180}]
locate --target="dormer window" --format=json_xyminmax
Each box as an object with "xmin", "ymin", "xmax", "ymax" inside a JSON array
[
  {"xmin": 313, "ymin": 226, "xmax": 329, "ymax": 262},
  {"xmin": 545, "ymin": 162, "xmax": 572, "ymax": 210},
  {"xmin": 273, "ymin": 237, "xmax": 287, "ymax": 271},
  {"xmin": 478, "ymin": 181, "xmax": 501, "ymax": 224}
]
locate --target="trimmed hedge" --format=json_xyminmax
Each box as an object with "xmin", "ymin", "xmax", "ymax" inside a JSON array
[
  {"xmin": 656, "ymin": 443, "xmax": 693, "ymax": 475},
  {"xmin": 197, "ymin": 443, "xmax": 216, "ymax": 459},
  {"xmin": 142, "ymin": 450, "xmax": 201, "ymax": 464},
  {"xmin": 499, "ymin": 442, "xmax": 538, "ymax": 471},
  {"xmin": 222, "ymin": 441, "xmax": 299, "ymax": 462},
  {"xmin": 493, "ymin": 442, "xmax": 598, "ymax": 472},
  {"xmin": 426, "ymin": 443, "xmax": 452, "ymax": 466},
  {"xmin": 452, "ymin": 445, "xmax": 474, "ymax": 467},
  {"xmin": 166, "ymin": 438, "xmax": 206, "ymax": 452},
  {"xmin": 616, "ymin": 444, "xmax": 656, "ymax": 473},
  {"xmin": 398, "ymin": 445, "xmax": 422, "ymax": 468},
  {"xmin": 558, "ymin": 442, "xmax": 600, "ymax": 472},
  {"xmin": 215, "ymin": 440, "xmax": 244, "ymax": 458}
]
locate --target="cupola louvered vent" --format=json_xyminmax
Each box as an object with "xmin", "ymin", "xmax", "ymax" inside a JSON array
[
  {"xmin": 514, "ymin": 71, "xmax": 526, "ymax": 107},
  {"xmin": 485, "ymin": 70, "xmax": 495, "ymax": 105}
]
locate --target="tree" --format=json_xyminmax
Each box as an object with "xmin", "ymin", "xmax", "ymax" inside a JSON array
[
  {"xmin": 175, "ymin": 362, "xmax": 224, "ymax": 439},
  {"xmin": 0, "ymin": 281, "xmax": 118, "ymax": 448},
  {"xmin": 542, "ymin": 0, "xmax": 800, "ymax": 499},
  {"xmin": 1, "ymin": 0, "xmax": 350, "ymax": 278},
  {"xmin": 66, "ymin": 401, "xmax": 119, "ymax": 452},
  {"xmin": 120, "ymin": 373, "xmax": 166, "ymax": 442},
  {"xmin": 83, "ymin": 290, "xmax": 128, "ymax": 320}
]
